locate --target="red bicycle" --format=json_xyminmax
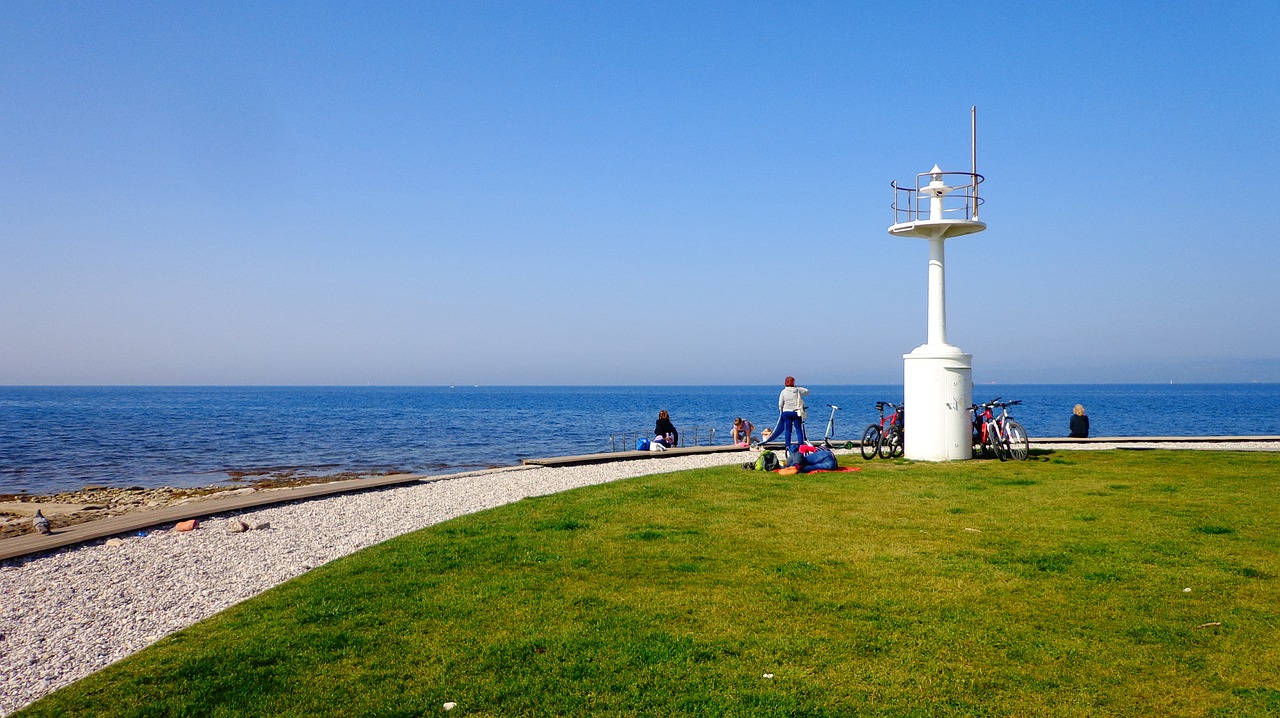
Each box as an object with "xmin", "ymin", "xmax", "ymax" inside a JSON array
[
  {"xmin": 970, "ymin": 399, "xmax": 1001, "ymax": 459},
  {"xmin": 970, "ymin": 398, "xmax": 1028, "ymax": 461},
  {"xmin": 861, "ymin": 401, "xmax": 904, "ymax": 460}
]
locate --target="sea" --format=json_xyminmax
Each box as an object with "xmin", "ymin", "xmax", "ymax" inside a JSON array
[{"xmin": 1, "ymin": 384, "xmax": 1277, "ymax": 495}]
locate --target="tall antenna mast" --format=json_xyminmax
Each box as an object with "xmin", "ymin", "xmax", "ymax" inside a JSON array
[{"xmin": 971, "ymin": 105, "xmax": 978, "ymax": 220}]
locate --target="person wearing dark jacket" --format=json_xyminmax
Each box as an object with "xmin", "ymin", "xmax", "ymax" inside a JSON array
[
  {"xmin": 654, "ymin": 410, "xmax": 679, "ymax": 448},
  {"xmin": 1069, "ymin": 404, "xmax": 1090, "ymax": 438}
]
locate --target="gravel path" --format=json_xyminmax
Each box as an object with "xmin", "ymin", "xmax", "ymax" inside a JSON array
[
  {"xmin": 3, "ymin": 442, "xmax": 1274, "ymax": 715},
  {"xmin": 0, "ymin": 453, "xmax": 752, "ymax": 716}
]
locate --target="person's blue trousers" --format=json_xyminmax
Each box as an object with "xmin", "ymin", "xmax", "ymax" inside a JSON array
[{"xmin": 780, "ymin": 411, "xmax": 804, "ymax": 452}]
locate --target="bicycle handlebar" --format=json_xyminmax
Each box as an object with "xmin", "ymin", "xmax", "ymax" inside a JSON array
[{"xmin": 971, "ymin": 399, "xmax": 1022, "ymax": 410}]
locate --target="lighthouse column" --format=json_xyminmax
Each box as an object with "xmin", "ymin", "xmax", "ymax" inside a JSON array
[{"xmin": 927, "ymin": 236, "xmax": 947, "ymax": 346}]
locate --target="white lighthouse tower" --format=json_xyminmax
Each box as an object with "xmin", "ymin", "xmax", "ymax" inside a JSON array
[{"xmin": 888, "ymin": 108, "xmax": 986, "ymax": 461}]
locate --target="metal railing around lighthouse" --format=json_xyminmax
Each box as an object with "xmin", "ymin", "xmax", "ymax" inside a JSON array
[{"xmin": 891, "ymin": 171, "xmax": 985, "ymax": 225}]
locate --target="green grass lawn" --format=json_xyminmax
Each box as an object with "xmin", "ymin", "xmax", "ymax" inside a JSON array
[{"xmin": 19, "ymin": 451, "xmax": 1280, "ymax": 717}]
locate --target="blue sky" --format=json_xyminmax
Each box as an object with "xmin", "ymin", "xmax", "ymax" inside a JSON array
[{"xmin": 2, "ymin": 1, "xmax": 1277, "ymax": 385}]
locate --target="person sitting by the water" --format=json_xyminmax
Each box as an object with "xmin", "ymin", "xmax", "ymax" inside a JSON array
[
  {"xmin": 654, "ymin": 410, "xmax": 679, "ymax": 448},
  {"xmin": 730, "ymin": 417, "xmax": 754, "ymax": 447},
  {"xmin": 1069, "ymin": 404, "xmax": 1090, "ymax": 438}
]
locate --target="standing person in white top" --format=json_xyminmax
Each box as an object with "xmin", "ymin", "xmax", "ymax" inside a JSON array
[{"xmin": 777, "ymin": 376, "xmax": 809, "ymax": 454}]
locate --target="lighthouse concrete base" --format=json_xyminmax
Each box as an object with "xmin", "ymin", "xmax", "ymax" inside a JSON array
[{"xmin": 903, "ymin": 345, "xmax": 974, "ymax": 461}]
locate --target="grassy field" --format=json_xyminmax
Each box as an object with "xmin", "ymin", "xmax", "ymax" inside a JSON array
[{"xmin": 18, "ymin": 450, "xmax": 1280, "ymax": 717}]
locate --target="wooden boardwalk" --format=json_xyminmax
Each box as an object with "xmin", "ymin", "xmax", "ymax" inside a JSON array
[
  {"xmin": 1029, "ymin": 435, "xmax": 1280, "ymax": 445},
  {"xmin": 521, "ymin": 443, "xmax": 746, "ymax": 467},
  {"xmin": 0, "ymin": 470, "xmax": 528, "ymax": 563}
]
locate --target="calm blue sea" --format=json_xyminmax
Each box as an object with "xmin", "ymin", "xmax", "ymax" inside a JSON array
[{"xmin": 1, "ymin": 384, "xmax": 1277, "ymax": 495}]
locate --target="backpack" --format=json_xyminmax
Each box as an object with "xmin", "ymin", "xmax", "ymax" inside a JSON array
[{"xmin": 754, "ymin": 450, "xmax": 780, "ymax": 471}]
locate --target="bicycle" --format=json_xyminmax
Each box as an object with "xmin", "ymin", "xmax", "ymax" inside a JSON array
[
  {"xmin": 991, "ymin": 400, "xmax": 1029, "ymax": 461},
  {"xmin": 861, "ymin": 401, "xmax": 904, "ymax": 460},
  {"xmin": 970, "ymin": 398, "xmax": 1028, "ymax": 461},
  {"xmin": 970, "ymin": 399, "xmax": 1002, "ymax": 459},
  {"xmin": 821, "ymin": 405, "xmax": 856, "ymax": 450}
]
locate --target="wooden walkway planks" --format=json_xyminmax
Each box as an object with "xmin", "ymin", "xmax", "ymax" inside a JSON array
[
  {"xmin": 1028, "ymin": 435, "xmax": 1280, "ymax": 444},
  {"xmin": 0, "ymin": 470, "xmax": 539, "ymax": 563},
  {"xmin": 521, "ymin": 444, "xmax": 748, "ymax": 467}
]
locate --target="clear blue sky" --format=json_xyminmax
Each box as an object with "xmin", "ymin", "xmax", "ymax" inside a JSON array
[{"xmin": 2, "ymin": 1, "xmax": 1277, "ymax": 385}]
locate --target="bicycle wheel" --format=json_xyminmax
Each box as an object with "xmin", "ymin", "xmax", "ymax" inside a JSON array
[
  {"xmin": 890, "ymin": 426, "xmax": 905, "ymax": 457},
  {"xmin": 877, "ymin": 425, "xmax": 896, "ymax": 459},
  {"xmin": 880, "ymin": 424, "xmax": 901, "ymax": 458},
  {"xmin": 860, "ymin": 425, "xmax": 881, "ymax": 460},
  {"xmin": 986, "ymin": 421, "xmax": 1007, "ymax": 461},
  {"xmin": 1006, "ymin": 421, "xmax": 1029, "ymax": 461}
]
